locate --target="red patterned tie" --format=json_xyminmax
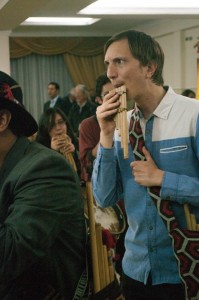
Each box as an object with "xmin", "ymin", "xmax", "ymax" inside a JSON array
[{"xmin": 129, "ymin": 109, "xmax": 199, "ymax": 300}]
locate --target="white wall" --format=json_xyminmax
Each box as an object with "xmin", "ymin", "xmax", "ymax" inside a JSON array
[
  {"xmin": 134, "ymin": 19, "xmax": 199, "ymax": 94},
  {"xmin": 0, "ymin": 31, "xmax": 11, "ymax": 74}
]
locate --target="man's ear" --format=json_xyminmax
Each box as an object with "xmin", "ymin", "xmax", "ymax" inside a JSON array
[
  {"xmin": 146, "ymin": 61, "xmax": 157, "ymax": 78},
  {"xmin": 95, "ymin": 96, "xmax": 103, "ymax": 105},
  {"xmin": 0, "ymin": 109, "xmax": 11, "ymax": 131}
]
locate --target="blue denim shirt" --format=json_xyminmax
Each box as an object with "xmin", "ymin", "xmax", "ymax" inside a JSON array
[{"xmin": 92, "ymin": 86, "xmax": 199, "ymax": 285}]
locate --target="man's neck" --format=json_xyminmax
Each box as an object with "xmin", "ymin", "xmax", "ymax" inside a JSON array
[
  {"xmin": 77, "ymin": 100, "xmax": 87, "ymax": 108},
  {"xmin": 50, "ymin": 95, "xmax": 59, "ymax": 101},
  {"xmin": 136, "ymin": 86, "xmax": 166, "ymax": 119}
]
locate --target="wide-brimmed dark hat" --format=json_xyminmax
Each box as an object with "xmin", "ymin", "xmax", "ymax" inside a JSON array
[{"xmin": 0, "ymin": 71, "xmax": 38, "ymax": 136}]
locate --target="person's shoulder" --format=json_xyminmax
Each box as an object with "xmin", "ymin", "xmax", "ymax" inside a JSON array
[
  {"xmin": 24, "ymin": 142, "xmax": 79, "ymax": 179},
  {"xmin": 170, "ymin": 94, "xmax": 199, "ymax": 123},
  {"xmin": 62, "ymin": 95, "xmax": 70, "ymax": 102},
  {"xmin": 57, "ymin": 96, "xmax": 64, "ymax": 102},
  {"xmin": 43, "ymin": 100, "xmax": 50, "ymax": 107},
  {"xmin": 26, "ymin": 142, "xmax": 67, "ymax": 165},
  {"xmin": 79, "ymin": 115, "xmax": 98, "ymax": 132},
  {"xmin": 81, "ymin": 115, "xmax": 96, "ymax": 125},
  {"xmin": 89, "ymin": 101, "xmax": 97, "ymax": 108},
  {"xmin": 86, "ymin": 101, "xmax": 97, "ymax": 113}
]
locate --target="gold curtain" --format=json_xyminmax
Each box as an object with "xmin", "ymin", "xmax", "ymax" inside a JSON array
[
  {"xmin": 10, "ymin": 37, "xmax": 109, "ymax": 89},
  {"xmin": 64, "ymin": 53, "xmax": 105, "ymax": 89}
]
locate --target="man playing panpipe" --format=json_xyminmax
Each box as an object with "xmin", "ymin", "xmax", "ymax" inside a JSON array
[{"xmin": 92, "ymin": 30, "xmax": 199, "ymax": 300}]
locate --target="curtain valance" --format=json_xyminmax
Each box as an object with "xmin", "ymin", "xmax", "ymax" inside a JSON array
[{"xmin": 10, "ymin": 37, "xmax": 109, "ymax": 58}]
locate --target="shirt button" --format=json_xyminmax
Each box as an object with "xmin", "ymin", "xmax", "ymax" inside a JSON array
[
  {"xmin": 149, "ymin": 226, "xmax": 153, "ymax": 230},
  {"xmin": 149, "ymin": 247, "xmax": 154, "ymax": 252}
]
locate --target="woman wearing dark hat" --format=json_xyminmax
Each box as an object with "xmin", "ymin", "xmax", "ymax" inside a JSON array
[{"xmin": 0, "ymin": 71, "xmax": 87, "ymax": 299}]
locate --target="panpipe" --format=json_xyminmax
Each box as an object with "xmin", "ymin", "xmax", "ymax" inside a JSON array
[
  {"xmin": 59, "ymin": 134, "xmax": 77, "ymax": 172},
  {"xmin": 184, "ymin": 203, "xmax": 199, "ymax": 231},
  {"xmin": 115, "ymin": 85, "xmax": 129, "ymax": 159},
  {"xmin": 86, "ymin": 181, "xmax": 115, "ymax": 293}
]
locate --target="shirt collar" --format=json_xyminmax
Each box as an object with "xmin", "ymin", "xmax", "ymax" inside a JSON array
[
  {"xmin": 134, "ymin": 86, "xmax": 177, "ymax": 121},
  {"xmin": 50, "ymin": 96, "xmax": 59, "ymax": 103},
  {"xmin": 78, "ymin": 100, "xmax": 87, "ymax": 109},
  {"xmin": 153, "ymin": 86, "xmax": 176, "ymax": 120}
]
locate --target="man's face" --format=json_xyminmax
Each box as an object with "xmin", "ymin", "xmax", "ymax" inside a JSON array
[
  {"xmin": 48, "ymin": 84, "xmax": 59, "ymax": 99},
  {"xmin": 95, "ymin": 82, "xmax": 113, "ymax": 105},
  {"xmin": 100, "ymin": 82, "xmax": 114, "ymax": 104},
  {"xmin": 75, "ymin": 88, "xmax": 87, "ymax": 105},
  {"xmin": 104, "ymin": 38, "xmax": 149, "ymax": 101}
]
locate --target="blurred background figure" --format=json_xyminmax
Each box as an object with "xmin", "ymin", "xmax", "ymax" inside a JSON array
[
  {"xmin": 62, "ymin": 87, "xmax": 76, "ymax": 116},
  {"xmin": 79, "ymin": 73, "xmax": 127, "ymax": 277},
  {"xmin": 181, "ymin": 89, "xmax": 196, "ymax": 98},
  {"xmin": 36, "ymin": 107, "xmax": 80, "ymax": 175},
  {"xmin": 79, "ymin": 73, "xmax": 113, "ymax": 182},
  {"xmin": 68, "ymin": 84, "xmax": 97, "ymax": 137},
  {"xmin": 43, "ymin": 82, "xmax": 68, "ymax": 116}
]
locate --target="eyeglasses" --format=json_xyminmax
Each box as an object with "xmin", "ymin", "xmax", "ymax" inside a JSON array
[{"xmin": 52, "ymin": 119, "xmax": 65, "ymax": 129}]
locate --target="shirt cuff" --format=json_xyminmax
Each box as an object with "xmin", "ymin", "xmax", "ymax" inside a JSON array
[{"xmin": 160, "ymin": 171, "xmax": 179, "ymax": 201}]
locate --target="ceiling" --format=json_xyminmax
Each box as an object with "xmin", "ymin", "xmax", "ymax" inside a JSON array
[{"xmin": 0, "ymin": 0, "xmax": 199, "ymax": 37}]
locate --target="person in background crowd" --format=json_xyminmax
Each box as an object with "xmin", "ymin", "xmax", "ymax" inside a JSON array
[
  {"xmin": 36, "ymin": 107, "xmax": 80, "ymax": 176},
  {"xmin": 79, "ymin": 73, "xmax": 113, "ymax": 182},
  {"xmin": 88, "ymin": 87, "xmax": 96, "ymax": 104},
  {"xmin": 91, "ymin": 29, "xmax": 198, "ymax": 300},
  {"xmin": 0, "ymin": 71, "xmax": 86, "ymax": 299},
  {"xmin": 68, "ymin": 84, "xmax": 97, "ymax": 137},
  {"xmin": 79, "ymin": 73, "xmax": 127, "ymax": 277},
  {"xmin": 181, "ymin": 88, "xmax": 196, "ymax": 98},
  {"xmin": 62, "ymin": 87, "xmax": 76, "ymax": 116},
  {"xmin": 43, "ymin": 81, "xmax": 68, "ymax": 116}
]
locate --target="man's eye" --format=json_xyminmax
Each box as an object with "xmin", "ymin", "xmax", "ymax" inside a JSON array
[
  {"xmin": 116, "ymin": 59, "xmax": 125, "ymax": 65},
  {"xmin": 104, "ymin": 62, "xmax": 109, "ymax": 69}
]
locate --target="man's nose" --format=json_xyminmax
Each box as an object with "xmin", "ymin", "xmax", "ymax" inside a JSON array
[{"xmin": 107, "ymin": 64, "xmax": 117, "ymax": 80}]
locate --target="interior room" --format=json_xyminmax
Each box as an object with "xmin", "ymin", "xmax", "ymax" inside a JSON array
[
  {"xmin": 0, "ymin": 0, "xmax": 199, "ymax": 121},
  {"xmin": 1, "ymin": 2, "xmax": 199, "ymax": 299}
]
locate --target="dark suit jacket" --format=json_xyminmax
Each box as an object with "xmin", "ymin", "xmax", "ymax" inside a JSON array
[
  {"xmin": 69, "ymin": 101, "xmax": 97, "ymax": 137},
  {"xmin": 0, "ymin": 137, "xmax": 86, "ymax": 299},
  {"xmin": 62, "ymin": 95, "xmax": 74, "ymax": 116},
  {"xmin": 43, "ymin": 97, "xmax": 69, "ymax": 117}
]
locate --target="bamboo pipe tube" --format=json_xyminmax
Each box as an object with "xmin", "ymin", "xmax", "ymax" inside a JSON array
[
  {"xmin": 184, "ymin": 203, "xmax": 192, "ymax": 230},
  {"xmin": 190, "ymin": 214, "xmax": 197, "ymax": 231},
  {"xmin": 86, "ymin": 181, "xmax": 100, "ymax": 293},
  {"xmin": 115, "ymin": 86, "xmax": 128, "ymax": 159},
  {"xmin": 184, "ymin": 203, "xmax": 199, "ymax": 231},
  {"xmin": 95, "ymin": 223, "xmax": 106, "ymax": 289},
  {"xmin": 59, "ymin": 134, "xmax": 77, "ymax": 172}
]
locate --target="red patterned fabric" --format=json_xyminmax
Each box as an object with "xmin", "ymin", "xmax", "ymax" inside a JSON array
[
  {"xmin": 0, "ymin": 82, "xmax": 15, "ymax": 101},
  {"xmin": 129, "ymin": 109, "xmax": 199, "ymax": 300}
]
